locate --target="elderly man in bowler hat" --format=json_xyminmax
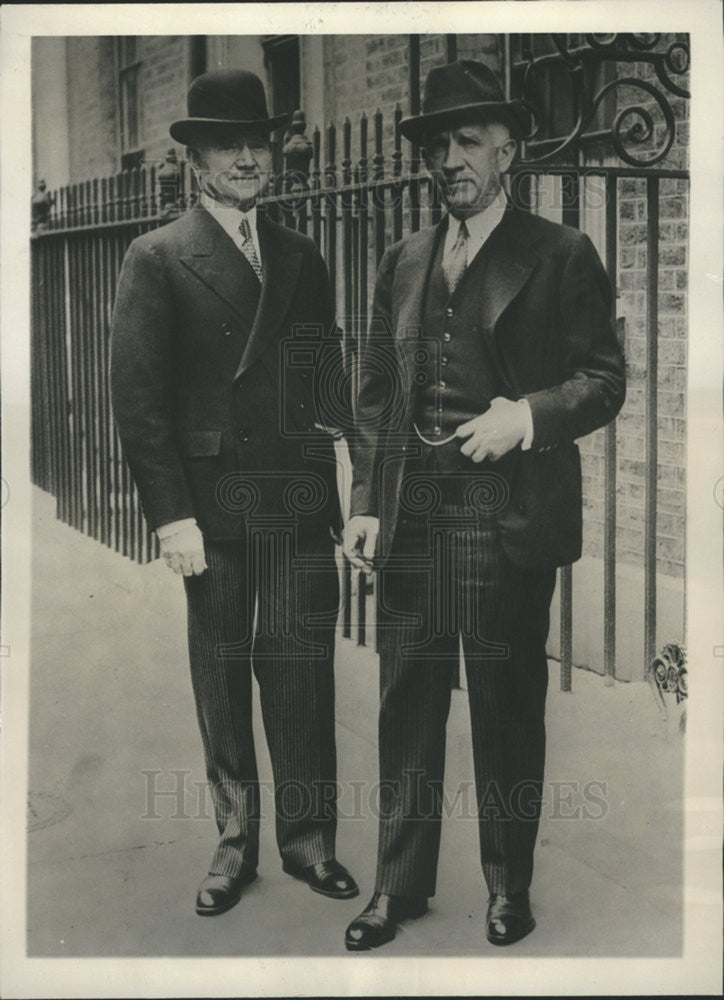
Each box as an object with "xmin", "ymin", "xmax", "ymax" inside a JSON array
[
  {"xmin": 344, "ymin": 60, "xmax": 625, "ymax": 949},
  {"xmin": 111, "ymin": 70, "xmax": 358, "ymax": 916}
]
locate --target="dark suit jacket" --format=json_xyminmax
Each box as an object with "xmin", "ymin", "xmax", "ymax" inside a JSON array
[
  {"xmin": 350, "ymin": 204, "xmax": 626, "ymax": 567},
  {"xmin": 111, "ymin": 205, "xmax": 348, "ymax": 539}
]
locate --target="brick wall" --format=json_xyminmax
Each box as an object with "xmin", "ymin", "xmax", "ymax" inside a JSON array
[
  {"xmin": 66, "ymin": 37, "xmax": 119, "ymax": 180},
  {"xmin": 136, "ymin": 36, "xmax": 189, "ymax": 166},
  {"xmin": 320, "ymin": 34, "xmax": 500, "ymax": 165},
  {"xmin": 577, "ymin": 33, "xmax": 689, "ymax": 579},
  {"xmin": 62, "ymin": 37, "xmax": 190, "ymax": 177}
]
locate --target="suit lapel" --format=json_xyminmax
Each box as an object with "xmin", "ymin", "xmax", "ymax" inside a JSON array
[
  {"xmin": 179, "ymin": 206, "xmax": 260, "ymax": 320},
  {"xmin": 393, "ymin": 223, "xmax": 444, "ymax": 337},
  {"xmin": 235, "ymin": 214, "xmax": 303, "ymax": 379},
  {"xmin": 478, "ymin": 207, "xmax": 540, "ymax": 352}
]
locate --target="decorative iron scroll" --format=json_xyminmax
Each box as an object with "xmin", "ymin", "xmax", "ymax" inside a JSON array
[
  {"xmin": 516, "ymin": 33, "xmax": 689, "ymax": 166},
  {"xmin": 646, "ymin": 642, "xmax": 688, "ymax": 732}
]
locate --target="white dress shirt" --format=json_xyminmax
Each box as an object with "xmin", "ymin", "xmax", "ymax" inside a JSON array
[
  {"xmin": 201, "ymin": 192, "xmax": 262, "ymax": 262},
  {"xmin": 443, "ymin": 185, "xmax": 507, "ymax": 266}
]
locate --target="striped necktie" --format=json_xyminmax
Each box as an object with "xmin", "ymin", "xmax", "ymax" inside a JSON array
[
  {"xmin": 238, "ymin": 216, "xmax": 263, "ymax": 282},
  {"xmin": 442, "ymin": 219, "xmax": 469, "ymax": 293}
]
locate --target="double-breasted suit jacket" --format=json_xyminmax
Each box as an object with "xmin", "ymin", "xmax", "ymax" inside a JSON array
[
  {"xmin": 110, "ymin": 205, "xmax": 348, "ymax": 878},
  {"xmin": 111, "ymin": 204, "xmax": 345, "ymax": 539},
  {"xmin": 351, "ymin": 203, "xmax": 626, "ymax": 566}
]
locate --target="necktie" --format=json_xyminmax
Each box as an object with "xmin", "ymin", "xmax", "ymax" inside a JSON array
[
  {"xmin": 442, "ymin": 219, "xmax": 469, "ymax": 294},
  {"xmin": 238, "ymin": 216, "xmax": 263, "ymax": 282}
]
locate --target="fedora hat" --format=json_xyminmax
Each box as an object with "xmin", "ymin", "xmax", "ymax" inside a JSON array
[
  {"xmin": 399, "ymin": 60, "xmax": 535, "ymax": 142},
  {"xmin": 170, "ymin": 69, "xmax": 288, "ymax": 145}
]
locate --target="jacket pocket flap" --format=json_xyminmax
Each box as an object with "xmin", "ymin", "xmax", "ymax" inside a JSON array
[{"xmin": 180, "ymin": 430, "xmax": 222, "ymax": 457}]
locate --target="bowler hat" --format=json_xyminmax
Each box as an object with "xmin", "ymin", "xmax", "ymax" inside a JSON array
[
  {"xmin": 399, "ymin": 60, "xmax": 535, "ymax": 142},
  {"xmin": 170, "ymin": 69, "xmax": 288, "ymax": 145}
]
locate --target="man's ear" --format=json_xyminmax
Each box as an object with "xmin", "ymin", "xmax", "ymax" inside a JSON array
[{"xmin": 497, "ymin": 137, "xmax": 517, "ymax": 174}]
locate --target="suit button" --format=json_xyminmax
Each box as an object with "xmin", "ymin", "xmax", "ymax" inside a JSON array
[
  {"xmin": 299, "ymin": 401, "xmax": 305, "ymax": 409},
  {"xmin": 446, "ymin": 307, "xmax": 453, "ymax": 317},
  {"xmin": 443, "ymin": 332, "xmax": 451, "ymax": 342}
]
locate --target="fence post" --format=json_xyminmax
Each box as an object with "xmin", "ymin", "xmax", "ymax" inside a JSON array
[
  {"xmin": 158, "ymin": 149, "xmax": 181, "ymax": 216},
  {"xmin": 282, "ymin": 110, "xmax": 313, "ymax": 184},
  {"xmin": 31, "ymin": 179, "xmax": 55, "ymax": 232}
]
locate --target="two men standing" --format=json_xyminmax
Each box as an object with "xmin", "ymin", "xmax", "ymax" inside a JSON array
[{"xmin": 112, "ymin": 61, "xmax": 624, "ymax": 946}]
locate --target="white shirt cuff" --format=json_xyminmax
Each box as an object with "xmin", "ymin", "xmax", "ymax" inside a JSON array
[
  {"xmin": 518, "ymin": 398, "xmax": 534, "ymax": 451},
  {"xmin": 156, "ymin": 517, "xmax": 197, "ymax": 540}
]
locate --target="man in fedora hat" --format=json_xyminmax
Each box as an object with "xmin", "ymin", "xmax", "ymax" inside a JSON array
[
  {"xmin": 111, "ymin": 69, "xmax": 358, "ymax": 917},
  {"xmin": 343, "ymin": 60, "xmax": 625, "ymax": 949}
]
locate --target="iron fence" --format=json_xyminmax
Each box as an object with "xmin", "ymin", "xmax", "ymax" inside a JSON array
[{"xmin": 30, "ymin": 103, "xmax": 688, "ymax": 687}]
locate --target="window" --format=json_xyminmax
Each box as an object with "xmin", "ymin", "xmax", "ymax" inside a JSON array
[
  {"xmin": 189, "ymin": 36, "xmax": 207, "ymax": 80},
  {"xmin": 509, "ymin": 34, "xmax": 616, "ymax": 162},
  {"xmin": 118, "ymin": 37, "xmax": 143, "ymax": 170},
  {"xmin": 262, "ymin": 35, "xmax": 301, "ymax": 173}
]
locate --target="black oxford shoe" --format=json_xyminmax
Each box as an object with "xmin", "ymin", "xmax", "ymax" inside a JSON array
[
  {"xmin": 345, "ymin": 892, "xmax": 428, "ymax": 951},
  {"xmin": 485, "ymin": 891, "xmax": 535, "ymax": 945},
  {"xmin": 282, "ymin": 858, "xmax": 359, "ymax": 899},
  {"xmin": 195, "ymin": 869, "xmax": 257, "ymax": 916}
]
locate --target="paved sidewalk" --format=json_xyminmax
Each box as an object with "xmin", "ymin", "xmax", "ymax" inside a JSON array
[{"xmin": 27, "ymin": 487, "xmax": 685, "ymax": 958}]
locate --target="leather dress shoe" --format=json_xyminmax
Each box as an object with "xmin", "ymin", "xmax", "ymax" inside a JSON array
[
  {"xmin": 345, "ymin": 892, "xmax": 428, "ymax": 951},
  {"xmin": 282, "ymin": 858, "xmax": 359, "ymax": 899},
  {"xmin": 485, "ymin": 891, "xmax": 535, "ymax": 945},
  {"xmin": 195, "ymin": 869, "xmax": 257, "ymax": 916}
]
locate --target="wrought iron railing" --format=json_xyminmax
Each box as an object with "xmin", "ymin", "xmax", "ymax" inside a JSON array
[{"xmin": 31, "ymin": 34, "xmax": 689, "ymax": 686}]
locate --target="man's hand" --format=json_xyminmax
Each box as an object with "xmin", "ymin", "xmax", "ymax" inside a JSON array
[
  {"xmin": 343, "ymin": 515, "xmax": 379, "ymax": 574},
  {"xmin": 456, "ymin": 397, "xmax": 528, "ymax": 463},
  {"xmin": 159, "ymin": 523, "xmax": 208, "ymax": 576}
]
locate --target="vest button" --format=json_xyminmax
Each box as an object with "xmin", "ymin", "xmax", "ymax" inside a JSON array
[
  {"xmin": 446, "ymin": 307, "xmax": 453, "ymax": 317},
  {"xmin": 439, "ymin": 381, "xmax": 446, "ymax": 390},
  {"xmin": 443, "ymin": 332, "xmax": 451, "ymax": 342},
  {"xmin": 441, "ymin": 356, "xmax": 448, "ymax": 366},
  {"xmin": 433, "ymin": 426, "xmax": 441, "ymax": 436}
]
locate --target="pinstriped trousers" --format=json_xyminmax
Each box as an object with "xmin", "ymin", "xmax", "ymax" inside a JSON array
[
  {"xmin": 375, "ymin": 462, "xmax": 557, "ymax": 899},
  {"xmin": 184, "ymin": 526, "xmax": 339, "ymax": 878}
]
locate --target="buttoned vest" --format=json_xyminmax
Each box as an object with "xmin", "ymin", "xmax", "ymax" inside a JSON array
[{"xmin": 412, "ymin": 232, "xmax": 505, "ymax": 471}]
